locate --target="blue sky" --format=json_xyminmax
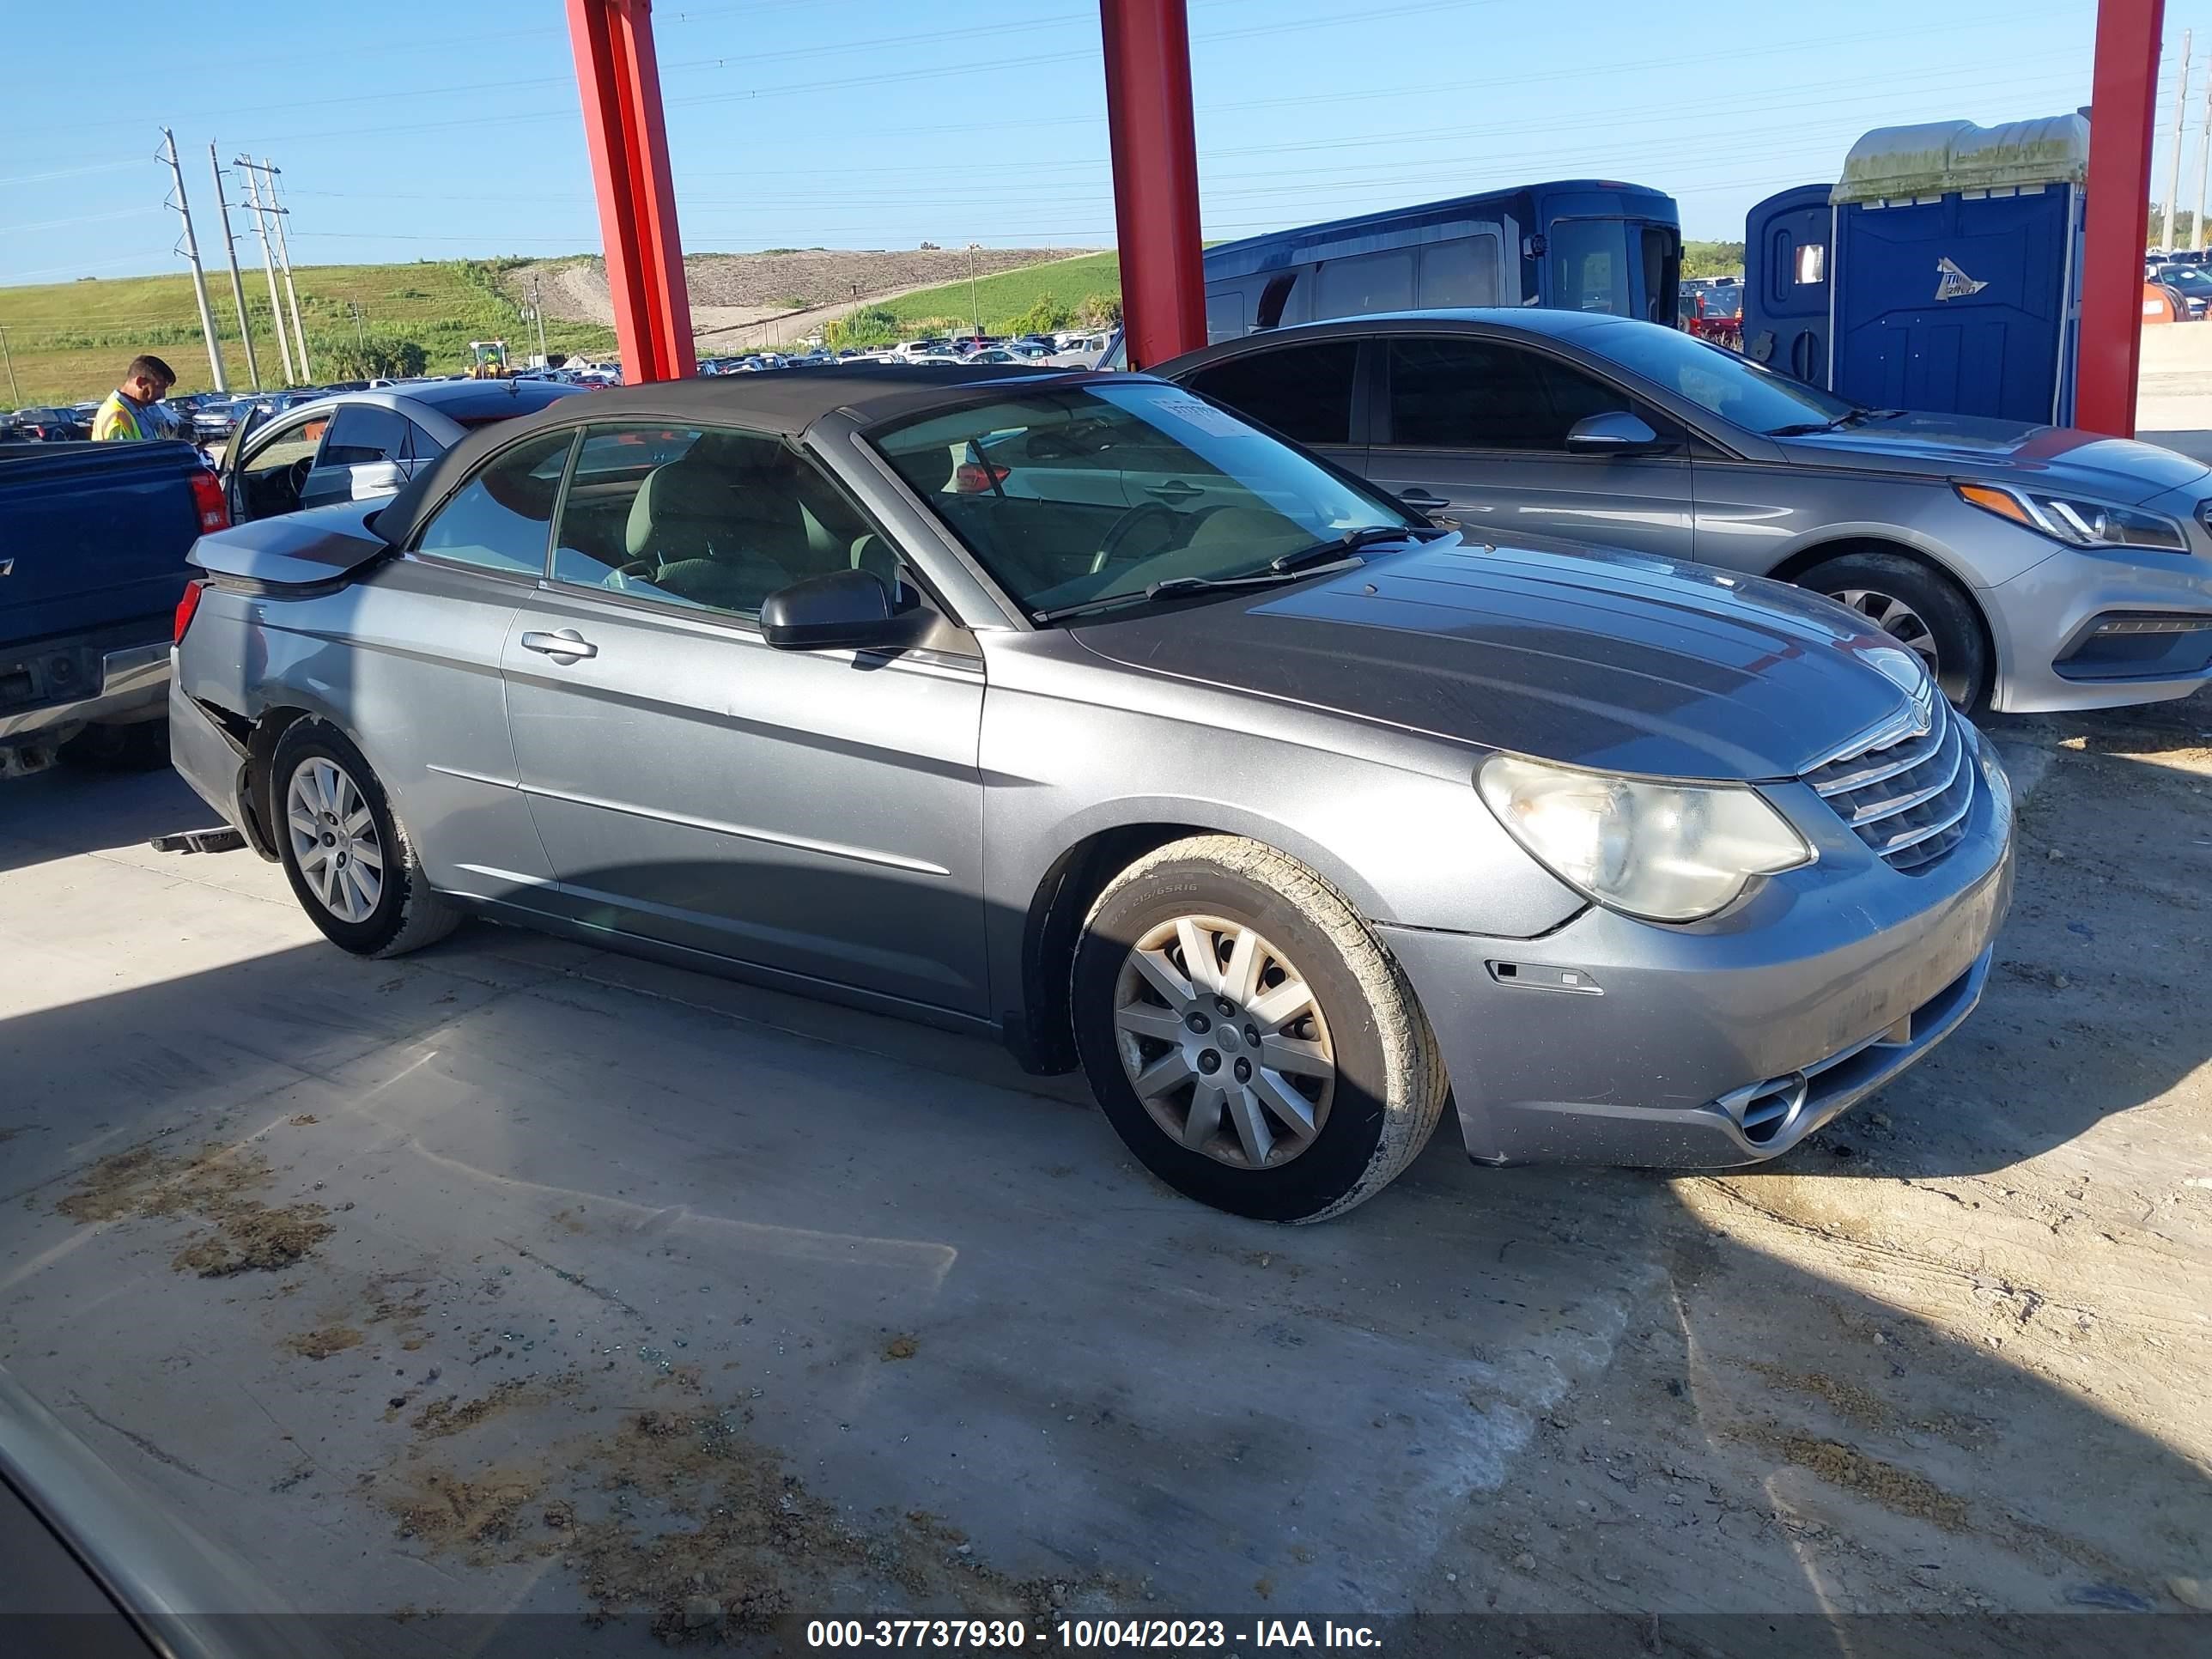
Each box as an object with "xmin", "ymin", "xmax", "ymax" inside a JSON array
[{"xmin": 0, "ymin": 1, "xmax": 2155, "ymax": 285}]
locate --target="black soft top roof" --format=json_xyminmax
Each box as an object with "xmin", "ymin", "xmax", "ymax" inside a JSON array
[{"xmin": 372, "ymin": 364, "xmax": 1129, "ymax": 549}]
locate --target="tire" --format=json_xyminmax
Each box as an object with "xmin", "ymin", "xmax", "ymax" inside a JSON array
[
  {"xmin": 269, "ymin": 719, "xmax": 459, "ymax": 958},
  {"xmin": 1071, "ymin": 835, "xmax": 1447, "ymax": 1223},
  {"xmin": 1793, "ymin": 549, "xmax": 1990, "ymax": 710}
]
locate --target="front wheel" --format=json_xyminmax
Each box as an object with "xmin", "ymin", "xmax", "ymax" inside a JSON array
[
  {"xmin": 270, "ymin": 720, "xmax": 459, "ymax": 958},
  {"xmin": 1072, "ymin": 836, "xmax": 1447, "ymax": 1223},
  {"xmin": 1795, "ymin": 550, "xmax": 1990, "ymax": 710}
]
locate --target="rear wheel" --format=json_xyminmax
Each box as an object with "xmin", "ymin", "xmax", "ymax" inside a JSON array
[
  {"xmin": 1794, "ymin": 550, "xmax": 1990, "ymax": 710},
  {"xmin": 1071, "ymin": 836, "xmax": 1446, "ymax": 1223},
  {"xmin": 270, "ymin": 720, "xmax": 458, "ymax": 958}
]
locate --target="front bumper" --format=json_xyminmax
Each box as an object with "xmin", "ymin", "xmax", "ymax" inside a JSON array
[
  {"xmin": 1380, "ymin": 755, "xmax": 2014, "ymax": 1168},
  {"xmin": 1984, "ymin": 538, "xmax": 2212, "ymax": 714}
]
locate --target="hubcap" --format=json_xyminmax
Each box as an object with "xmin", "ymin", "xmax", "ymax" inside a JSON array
[
  {"xmin": 285, "ymin": 757, "xmax": 384, "ymax": 924},
  {"xmin": 1110, "ymin": 915, "xmax": 1335, "ymax": 1170},
  {"xmin": 1828, "ymin": 587, "xmax": 1954, "ymax": 698}
]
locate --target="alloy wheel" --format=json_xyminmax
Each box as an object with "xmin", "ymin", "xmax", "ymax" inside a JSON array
[
  {"xmin": 285, "ymin": 757, "xmax": 384, "ymax": 924},
  {"xmin": 1110, "ymin": 915, "xmax": 1335, "ymax": 1170},
  {"xmin": 1828, "ymin": 586, "xmax": 1942, "ymax": 679}
]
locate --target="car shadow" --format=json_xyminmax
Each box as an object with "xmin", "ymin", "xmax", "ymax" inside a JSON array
[
  {"xmin": 0, "ymin": 762, "xmax": 222, "ymax": 876},
  {"xmin": 0, "ymin": 832, "xmax": 2206, "ymax": 1644}
]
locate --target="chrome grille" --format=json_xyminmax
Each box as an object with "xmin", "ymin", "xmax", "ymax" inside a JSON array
[{"xmin": 1804, "ymin": 695, "xmax": 1974, "ymax": 873}]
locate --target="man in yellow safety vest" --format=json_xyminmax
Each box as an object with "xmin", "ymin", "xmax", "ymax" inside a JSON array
[{"xmin": 90, "ymin": 356, "xmax": 177, "ymax": 441}]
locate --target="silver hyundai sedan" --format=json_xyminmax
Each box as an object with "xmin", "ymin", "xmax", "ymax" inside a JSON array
[
  {"xmin": 1158, "ymin": 311, "xmax": 2212, "ymax": 714},
  {"xmin": 170, "ymin": 368, "xmax": 2014, "ymax": 1221}
]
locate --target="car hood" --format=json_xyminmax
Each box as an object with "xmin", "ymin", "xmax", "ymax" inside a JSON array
[
  {"xmin": 1072, "ymin": 540, "xmax": 1923, "ymax": 781},
  {"xmin": 1775, "ymin": 410, "xmax": 2210, "ymax": 504}
]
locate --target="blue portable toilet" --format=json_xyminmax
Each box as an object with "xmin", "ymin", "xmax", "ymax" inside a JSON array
[
  {"xmin": 1742, "ymin": 184, "xmax": 1835, "ymax": 386},
  {"xmin": 1827, "ymin": 114, "xmax": 2087, "ymax": 425}
]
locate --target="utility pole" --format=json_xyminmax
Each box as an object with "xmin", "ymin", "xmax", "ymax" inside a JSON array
[
  {"xmin": 209, "ymin": 144, "xmax": 260, "ymax": 391},
  {"xmin": 2196, "ymin": 70, "xmax": 2212, "ymax": 253},
  {"xmin": 351, "ymin": 302, "xmax": 367, "ymax": 350},
  {"xmin": 966, "ymin": 241, "xmax": 982, "ymax": 337},
  {"xmin": 238, "ymin": 157, "xmax": 296, "ymax": 384},
  {"xmin": 260, "ymin": 159, "xmax": 312, "ymax": 382},
  {"xmin": 529, "ymin": 273, "xmax": 549, "ymax": 365},
  {"xmin": 159, "ymin": 129, "xmax": 226, "ymax": 392},
  {"xmin": 0, "ymin": 325, "xmax": 19, "ymax": 405},
  {"xmin": 2168, "ymin": 31, "xmax": 2194, "ymax": 248}
]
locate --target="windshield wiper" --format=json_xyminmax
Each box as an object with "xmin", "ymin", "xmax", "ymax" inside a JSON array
[
  {"xmin": 1269, "ymin": 523, "xmax": 1434, "ymax": 573},
  {"xmin": 1032, "ymin": 557, "xmax": 1368, "ymax": 624},
  {"xmin": 1765, "ymin": 405, "xmax": 1897, "ymax": 437}
]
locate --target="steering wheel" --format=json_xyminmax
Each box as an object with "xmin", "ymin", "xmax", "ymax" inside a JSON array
[
  {"xmin": 286, "ymin": 456, "xmax": 314, "ymax": 500},
  {"xmin": 1093, "ymin": 501, "xmax": 1182, "ymax": 573}
]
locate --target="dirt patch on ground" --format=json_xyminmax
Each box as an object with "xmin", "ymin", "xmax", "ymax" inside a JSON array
[
  {"xmin": 1735, "ymin": 1422, "xmax": 1972, "ymax": 1533},
  {"xmin": 56, "ymin": 1143, "xmax": 335, "ymax": 1276},
  {"xmin": 1743, "ymin": 1363, "xmax": 1895, "ymax": 1433},
  {"xmin": 411, "ymin": 1379, "xmax": 536, "ymax": 1441},
  {"xmin": 283, "ymin": 1325, "xmax": 362, "ymax": 1361},
  {"xmin": 883, "ymin": 1334, "xmax": 917, "ymax": 1361},
  {"xmin": 378, "ymin": 1386, "xmax": 1121, "ymax": 1641},
  {"xmin": 389, "ymin": 1464, "xmax": 550, "ymax": 1556}
]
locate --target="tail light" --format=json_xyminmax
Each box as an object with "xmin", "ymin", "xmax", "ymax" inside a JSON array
[
  {"xmin": 953, "ymin": 461, "xmax": 1011, "ymax": 494},
  {"xmin": 188, "ymin": 468, "xmax": 230, "ymax": 533},
  {"xmin": 173, "ymin": 579, "xmax": 205, "ymax": 644}
]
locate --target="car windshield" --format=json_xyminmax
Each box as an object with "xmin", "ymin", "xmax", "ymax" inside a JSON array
[
  {"xmin": 1580, "ymin": 318, "xmax": 1861, "ymax": 434},
  {"xmin": 869, "ymin": 380, "xmax": 1423, "ymax": 617}
]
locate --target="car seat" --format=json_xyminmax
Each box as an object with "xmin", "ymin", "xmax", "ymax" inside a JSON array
[{"xmin": 623, "ymin": 441, "xmax": 808, "ymax": 611}]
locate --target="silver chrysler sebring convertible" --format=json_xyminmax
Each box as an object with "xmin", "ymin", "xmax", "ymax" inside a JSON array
[{"xmin": 170, "ymin": 368, "xmax": 2014, "ymax": 1221}]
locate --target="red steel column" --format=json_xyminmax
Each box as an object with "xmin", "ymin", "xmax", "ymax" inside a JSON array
[
  {"xmin": 567, "ymin": 0, "xmax": 696, "ymax": 383},
  {"xmin": 2078, "ymin": 0, "xmax": 2166, "ymax": 434},
  {"xmin": 1099, "ymin": 0, "xmax": 1206, "ymax": 368}
]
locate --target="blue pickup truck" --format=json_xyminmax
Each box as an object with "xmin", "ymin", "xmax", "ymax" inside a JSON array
[{"xmin": 0, "ymin": 441, "xmax": 228, "ymax": 778}]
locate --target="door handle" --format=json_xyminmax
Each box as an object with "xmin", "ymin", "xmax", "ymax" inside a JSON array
[
  {"xmin": 520, "ymin": 629, "xmax": 597, "ymax": 661},
  {"xmin": 1145, "ymin": 479, "xmax": 1203, "ymax": 501},
  {"xmin": 1398, "ymin": 489, "xmax": 1451, "ymax": 510}
]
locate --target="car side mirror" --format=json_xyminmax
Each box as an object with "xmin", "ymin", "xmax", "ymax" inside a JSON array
[
  {"xmin": 1565, "ymin": 411, "xmax": 1662, "ymax": 454},
  {"xmin": 759, "ymin": 568, "xmax": 900, "ymax": 651},
  {"xmin": 349, "ymin": 460, "xmax": 408, "ymax": 499}
]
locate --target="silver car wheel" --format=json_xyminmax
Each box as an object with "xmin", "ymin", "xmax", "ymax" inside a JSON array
[
  {"xmin": 284, "ymin": 757, "xmax": 384, "ymax": 925},
  {"xmin": 1829, "ymin": 587, "xmax": 1942, "ymax": 676},
  {"xmin": 1111, "ymin": 914, "xmax": 1336, "ymax": 1170}
]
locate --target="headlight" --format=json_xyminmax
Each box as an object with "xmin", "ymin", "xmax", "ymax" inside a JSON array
[
  {"xmin": 1477, "ymin": 755, "xmax": 1814, "ymax": 923},
  {"xmin": 1955, "ymin": 483, "xmax": 2188, "ymax": 552}
]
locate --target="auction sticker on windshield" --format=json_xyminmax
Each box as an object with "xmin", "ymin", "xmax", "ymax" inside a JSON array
[{"xmin": 1146, "ymin": 398, "xmax": 1254, "ymax": 439}]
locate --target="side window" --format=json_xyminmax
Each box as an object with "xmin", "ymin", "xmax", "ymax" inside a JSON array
[
  {"xmin": 1204, "ymin": 288, "xmax": 1246, "ymax": 344},
  {"xmin": 413, "ymin": 429, "xmax": 575, "ymax": 576},
  {"xmin": 1384, "ymin": 337, "xmax": 1631, "ymax": 451},
  {"xmin": 1182, "ymin": 341, "xmax": 1358, "ymax": 447},
  {"xmin": 320, "ymin": 403, "xmax": 409, "ymax": 466},
  {"xmin": 1417, "ymin": 236, "xmax": 1501, "ymax": 307},
  {"xmin": 1315, "ymin": 249, "xmax": 1413, "ymax": 319},
  {"xmin": 401, "ymin": 420, "xmax": 441, "ymax": 466},
  {"xmin": 235, "ymin": 413, "xmax": 329, "ymax": 521},
  {"xmin": 244, "ymin": 414, "xmax": 325, "ymax": 476},
  {"xmin": 550, "ymin": 422, "xmax": 883, "ymax": 622}
]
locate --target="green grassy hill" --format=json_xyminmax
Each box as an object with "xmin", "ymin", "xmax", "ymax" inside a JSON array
[
  {"xmin": 0, "ymin": 260, "xmax": 616, "ymax": 404},
  {"xmin": 823, "ymin": 252, "xmax": 1123, "ymax": 344}
]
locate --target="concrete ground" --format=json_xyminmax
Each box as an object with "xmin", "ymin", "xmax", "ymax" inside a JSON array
[{"xmin": 1, "ymin": 703, "xmax": 2209, "ymax": 1655}]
